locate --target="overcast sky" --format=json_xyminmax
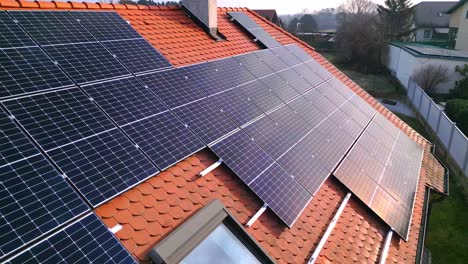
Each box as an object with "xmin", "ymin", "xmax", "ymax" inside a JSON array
[{"xmin": 217, "ymin": 0, "xmax": 457, "ymax": 15}]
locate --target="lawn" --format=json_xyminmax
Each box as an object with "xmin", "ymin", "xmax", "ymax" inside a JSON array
[{"xmin": 395, "ymin": 113, "xmax": 468, "ymax": 264}]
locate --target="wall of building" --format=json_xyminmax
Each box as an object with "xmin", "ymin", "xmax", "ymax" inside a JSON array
[
  {"xmin": 454, "ymin": 3, "xmax": 468, "ymax": 51},
  {"xmin": 415, "ymin": 28, "xmax": 433, "ymax": 42}
]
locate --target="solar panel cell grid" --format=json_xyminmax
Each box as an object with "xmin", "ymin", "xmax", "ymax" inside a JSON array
[
  {"xmin": 103, "ymin": 39, "xmax": 172, "ymax": 74},
  {"xmin": 206, "ymin": 57, "xmax": 255, "ymax": 91},
  {"xmin": 334, "ymin": 159, "xmax": 378, "ymax": 204},
  {"xmin": 9, "ymin": 11, "xmax": 96, "ymax": 46},
  {"xmin": 72, "ymin": 11, "xmax": 141, "ymax": 41},
  {"xmin": 122, "ymin": 111, "xmax": 204, "ymax": 170},
  {"xmin": 0, "ymin": 11, "xmax": 36, "ymax": 49},
  {"xmin": 5, "ymin": 213, "xmax": 137, "ymax": 264},
  {"xmin": 303, "ymin": 88, "xmax": 337, "ymax": 116},
  {"xmin": 228, "ymin": 12, "xmax": 261, "ymax": 30},
  {"xmin": 211, "ymin": 88, "xmax": 263, "ymax": 126},
  {"xmin": 44, "ymin": 42, "xmax": 130, "ymax": 85},
  {"xmin": 285, "ymin": 44, "xmax": 313, "ymax": 62},
  {"xmin": 292, "ymin": 64, "xmax": 324, "ymax": 88},
  {"xmin": 0, "ymin": 47, "xmax": 74, "ymax": 99},
  {"xmin": 254, "ymin": 49, "xmax": 289, "ymax": 72},
  {"xmin": 317, "ymin": 82, "xmax": 347, "ymax": 107},
  {"xmin": 268, "ymin": 105, "xmax": 311, "ymax": 142},
  {"xmin": 82, "ymin": 77, "xmax": 168, "ymax": 126},
  {"xmin": 271, "ymin": 46, "xmax": 302, "ymax": 66},
  {"xmin": 277, "ymin": 68, "xmax": 311, "ymax": 94},
  {"xmin": 305, "ymin": 59, "xmax": 333, "ymax": 79},
  {"xmin": 287, "ymin": 96, "xmax": 327, "ymax": 128},
  {"xmin": 249, "ymin": 28, "xmax": 282, "ymax": 48},
  {"xmin": 234, "ymin": 52, "xmax": 273, "ymax": 79},
  {"xmin": 239, "ymin": 80, "xmax": 283, "ymax": 112},
  {"xmin": 259, "ymin": 74, "xmax": 299, "ymax": 103}
]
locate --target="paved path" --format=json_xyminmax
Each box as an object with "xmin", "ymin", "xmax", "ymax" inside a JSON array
[{"xmin": 377, "ymin": 98, "xmax": 416, "ymax": 117}]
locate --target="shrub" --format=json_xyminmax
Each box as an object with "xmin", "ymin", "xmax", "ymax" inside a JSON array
[
  {"xmin": 445, "ymin": 99, "xmax": 468, "ymax": 136},
  {"xmin": 452, "ymin": 64, "xmax": 468, "ymax": 99},
  {"xmin": 411, "ymin": 64, "xmax": 449, "ymax": 93}
]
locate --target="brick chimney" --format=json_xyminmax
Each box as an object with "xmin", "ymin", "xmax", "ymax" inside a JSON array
[{"xmin": 181, "ymin": 0, "xmax": 222, "ymax": 40}]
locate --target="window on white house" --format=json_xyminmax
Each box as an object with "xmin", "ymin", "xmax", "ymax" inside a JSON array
[{"xmin": 424, "ymin": 30, "xmax": 431, "ymax": 39}]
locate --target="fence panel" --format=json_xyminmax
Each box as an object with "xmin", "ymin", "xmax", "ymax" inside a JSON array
[
  {"xmin": 407, "ymin": 81, "xmax": 415, "ymax": 101},
  {"xmin": 413, "ymin": 87, "xmax": 422, "ymax": 109},
  {"xmin": 427, "ymin": 101, "xmax": 441, "ymax": 132},
  {"xmin": 437, "ymin": 113, "xmax": 454, "ymax": 149},
  {"xmin": 449, "ymin": 127, "xmax": 468, "ymax": 169},
  {"xmin": 419, "ymin": 93, "xmax": 431, "ymax": 120}
]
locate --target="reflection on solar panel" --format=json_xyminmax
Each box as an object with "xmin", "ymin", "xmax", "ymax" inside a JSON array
[
  {"xmin": 211, "ymin": 88, "xmax": 263, "ymax": 126},
  {"xmin": 44, "ymin": 42, "xmax": 130, "ymax": 84},
  {"xmin": 259, "ymin": 74, "xmax": 298, "ymax": 102},
  {"xmin": 5, "ymin": 213, "xmax": 137, "ymax": 264},
  {"xmin": 238, "ymin": 80, "xmax": 283, "ymax": 113},
  {"xmin": 334, "ymin": 114, "xmax": 424, "ymax": 239},
  {"xmin": 0, "ymin": 109, "xmax": 87, "ymax": 259},
  {"xmin": 204, "ymin": 57, "xmax": 255, "ymax": 93},
  {"xmin": 292, "ymin": 64, "xmax": 324, "ymax": 87},
  {"xmin": 233, "ymin": 52, "xmax": 272, "ymax": 78},
  {"xmin": 267, "ymin": 105, "xmax": 311, "ymax": 142},
  {"xmin": 255, "ymin": 49, "xmax": 289, "ymax": 72},
  {"xmin": 277, "ymin": 68, "xmax": 311, "ymax": 93},
  {"xmin": 287, "ymin": 96, "xmax": 327, "ymax": 128},
  {"xmin": 103, "ymin": 39, "xmax": 172, "ymax": 73},
  {"xmin": 303, "ymin": 88, "xmax": 337, "ymax": 116},
  {"xmin": 122, "ymin": 111, "xmax": 204, "ymax": 170},
  {"xmin": 306, "ymin": 59, "xmax": 333, "ymax": 80},
  {"xmin": 0, "ymin": 11, "xmax": 36, "ymax": 49},
  {"xmin": 72, "ymin": 11, "xmax": 141, "ymax": 41},
  {"xmin": 0, "ymin": 47, "xmax": 73, "ymax": 99},
  {"xmin": 9, "ymin": 11, "xmax": 95, "ymax": 45},
  {"xmin": 228, "ymin": 12, "xmax": 281, "ymax": 48},
  {"xmin": 285, "ymin": 44, "xmax": 314, "ymax": 62},
  {"xmin": 271, "ymin": 46, "xmax": 302, "ymax": 66}
]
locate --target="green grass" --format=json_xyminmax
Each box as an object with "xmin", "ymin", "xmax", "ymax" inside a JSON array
[{"xmin": 394, "ymin": 114, "xmax": 468, "ymax": 264}]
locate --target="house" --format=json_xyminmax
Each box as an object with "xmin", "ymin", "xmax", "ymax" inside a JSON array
[
  {"xmin": 0, "ymin": 0, "xmax": 447, "ymax": 264},
  {"xmin": 447, "ymin": 0, "xmax": 468, "ymax": 50},
  {"xmin": 253, "ymin": 9, "xmax": 282, "ymax": 27},
  {"xmin": 412, "ymin": 1, "xmax": 457, "ymax": 42}
]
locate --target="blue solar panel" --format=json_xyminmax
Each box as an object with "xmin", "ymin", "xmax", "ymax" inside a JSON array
[
  {"xmin": 0, "ymin": 47, "xmax": 74, "ymax": 99},
  {"xmin": 211, "ymin": 88, "xmax": 263, "ymax": 126},
  {"xmin": 303, "ymin": 88, "xmax": 337, "ymax": 116},
  {"xmin": 285, "ymin": 44, "xmax": 314, "ymax": 62},
  {"xmin": 317, "ymin": 82, "xmax": 347, "ymax": 107},
  {"xmin": 0, "ymin": 11, "xmax": 36, "ymax": 49},
  {"xmin": 44, "ymin": 42, "xmax": 130, "ymax": 84},
  {"xmin": 305, "ymin": 59, "xmax": 333, "ymax": 80},
  {"xmin": 205, "ymin": 58, "xmax": 255, "ymax": 93},
  {"xmin": 292, "ymin": 64, "xmax": 324, "ymax": 88},
  {"xmin": 5, "ymin": 213, "xmax": 137, "ymax": 264},
  {"xmin": 287, "ymin": 96, "xmax": 327, "ymax": 128},
  {"xmin": 277, "ymin": 68, "xmax": 311, "ymax": 93},
  {"xmin": 103, "ymin": 39, "xmax": 172, "ymax": 73},
  {"xmin": 0, "ymin": 109, "xmax": 88, "ymax": 259},
  {"xmin": 271, "ymin": 46, "xmax": 302, "ymax": 67},
  {"xmin": 121, "ymin": 111, "xmax": 205, "ymax": 170},
  {"xmin": 171, "ymin": 98, "xmax": 238, "ymax": 144},
  {"xmin": 233, "ymin": 52, "xmax": 272, "ymax": 79},
  {"xmin": 255, "ymin": 49, "xmax": 289, "ymax": 72},
  {"xmin": 227, "ymin": 12, "xmax": 281, "ymax": 48},
  {"xmin": 249, "ymin": 28, "xmax": 282, "ymax": 48},
  {"xmin": 82, "ymin": 77, "xmax": 168, "ymax": 126},
  {"xmin": 259, "ymin": 74, "xmax": 299, "ymax": 102},
  {"xmin": 238, "ymin": 80, "xmax": 283, "ymax": 112},
  {"xmin": 268, "ymin": 105, "xmax": 311, "ymax": 142},
  {"xmin": 9, "ymin": 11, "xmax": 96, "ymax": 45}
]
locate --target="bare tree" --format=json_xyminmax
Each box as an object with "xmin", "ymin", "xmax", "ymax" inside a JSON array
[
  {"xmin": 337, "ymin": 0, "xmax": 377, "ymax": 15},
  {"xmin": 411, "ymin": 64, "xmax": 449, "ymax": 93}
]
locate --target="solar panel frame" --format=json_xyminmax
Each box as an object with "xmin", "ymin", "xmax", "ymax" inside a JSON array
[
  {"xmin": 249, "ymin": 28, "xmax": 282, "ymax": 48},
  {"xmin": 285, "ymin": 44, "xmax": 314, "ymax": 62},
  {"xmin": 0, "ymin": 47, "xmax": 74, "ymax": 99},
  {"xmin": 103, "ymin": 38, "xmax": 172, "ymax": 74},
  {"xmin": 0, "ymin": 11, "xmax": 36, "ymax": 49},
  {"xmin": 227, "ymin": 12, "xmax": 261, "ymax": 30}
]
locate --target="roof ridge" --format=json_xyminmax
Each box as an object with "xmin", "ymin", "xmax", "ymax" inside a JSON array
[{"xmin": 0, "ymin": 0, "xmax": 182, "ymax": 10}]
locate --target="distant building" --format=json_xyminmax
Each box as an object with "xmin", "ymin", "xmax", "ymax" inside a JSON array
[
  {"xmin": 252, "ymin": 9, "xmax": 282, "ymax": 27},
  {"xmin": 411, "ymin": 1, "xmax": 457, "ymax": 42},
  {"xmin": 447, "ymin": 0, "xmax": 468, "ymax": 50}
]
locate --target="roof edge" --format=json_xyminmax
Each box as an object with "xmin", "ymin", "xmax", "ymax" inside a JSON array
[
  {"xmin": 0, "ymin": 0, "xmax": 181, "ymax": 10},
  {"xmin": 447, "ymin": 0, "xmax": 467, "ymax": 14}
]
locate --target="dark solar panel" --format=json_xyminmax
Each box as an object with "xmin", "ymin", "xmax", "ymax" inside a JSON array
[
  {"xmin": 238, "ymin": 80, "xmax": 283, "ymax": 112},
  {"xmin": 259, "ymin": 74, "xmax": 299, "ymax": 102},
  {"xmin": 0, "ymin": 11, "xmax": 36, "ymax": 49},
  {"xmin": 211, "ymin": 88, "xmax": 263, "ymax": 126},
  {"xmin": 268, "ymin": 105, "xmax": 311, "ymax": 142},
  {"xmin": 44, "ymin": 42, "xmax": 130, "ymax": 84},
  {"xmin": 138, "ymin": 68, "xmax": 206, "ymax": 109},
  {"xmin": 249, "ymin": 162, "xmax": 312, "ymax": 227},
  {"xmin": 303, "ymin": 88, "xmax": 337, "ymax": 116},
  {"xmin": 227, "ymin": 12, "xmax": 281, "ymax": 48},
  {"xmin": 334, "ymin": 158, "xmax": 378, "ymax": 203},
  {"xmin": 0, "ymin": 109, "xmax": 88, "ymax": 259},
  {"xmin": 103, "ymin": 39, "xmax": 172, "ymax": 73},
  {"xmin": 317, "ymin": 82, "xmax": 348, "ymax": 107},
  {"xmin": 122, "ymin": 111, "xmax": 204, "ymax": 170},
  {"xmin": 72, "ymin": 11, "xmax": 141, "ymax": 41},
  {"xmin": 255, "ymin": 49, "xmax": 289, "ymax": 72},
  {"xmin": 305, "ymin": 59, "xmax": 333, "ymax": 80},
  {"xmin": 9, "ymin": 11, "xmax": 95, "ymax": 46},
  {"xmin": 5, "ymin": 213, "xmax": 137, "ymax": 264},
  {"xmin": 301, "ymin": 131, "xmax": 344, "ymax": 171},
  {"xmin": 228, "ymin": 12, "xmax": 261, "ymax": 29},
  {"xmin": 181, "ymin": 62, "xmax": 219, "ymax": 96},
  {"xmin": 277, "ymin": 68, "xmax": 311, "ymax": 93},
  {"xmin": 234, "ymin": 52, "xmax": 273, "ymax": 79},
  {"xmin": 204, "ymin": 57, "xmax": 255, "ymax": 94},
  {"xmin": 292, "ymin": 64, "xmax": 324, "ymax": 88},
  {"xmin": 171, "ymin": 98, "xmax": 238, "ymax": 144},
  {"xmin": 287, "ymin": 96, "xmax": 327, "ymax": 128},
  {"xmin": 242, "ymin": 115, "xmax": 294, "ymax": 160},
  {"xmin": 48, "ymin": 128, "xmax": 158, "ymax": 206},
  {"xmin": 210, "ymin": 130, "xmax": 275, "ymax": 184},
  {"xmin": 340, "ymin": 100, "xmax": 373, "ymax": 128},
  {"xmin": 0, "ymin": 47, "xmax": 73, "ymax": 99},
  {"xmin": 349, "ymin": 95, "xmax": 376, "ymax": 118},
  {"xmin": 285, "ymin": 44, "xmax": 314, "ymax": 62},
  {"xmin": 277, "ymin": 142, "xmax": 330, "ymax": 195},
  {"xmin": 271, "ymin": 46, "xmax": 302, "ymax": 66},
  {"xmin": 327, "ymin": 78, "xmax": 355, "ymax": 99},
  {"xmin": 82, "ymin": 77, "xmax": 168, "ymax": 126},
  {"xmin": 3, "ymin": 88, "xmax": 115, "ymax": 151},
  {"xmin": 249, "ymin": 28, "xmax": 282, "ymax": 48}
]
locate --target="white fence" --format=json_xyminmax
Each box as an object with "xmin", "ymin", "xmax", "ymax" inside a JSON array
[{"xmin": 407, "ymin": 79, "xmax": 468, "ymax": 176}]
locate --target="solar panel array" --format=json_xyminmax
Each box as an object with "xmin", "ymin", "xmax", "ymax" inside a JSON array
[
  {"xmin": 0, "ymin": 9, "xmax": 424, "ymax": 262},
  {"xmin": 334, "ymin": 114, "xmax": 424, "ymax": 239},
  {"xmin": 228, "ymin": 12, "xmax": 282, "ymax": 48}
]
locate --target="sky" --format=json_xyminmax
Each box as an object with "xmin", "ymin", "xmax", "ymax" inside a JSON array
[{"xmin": 217, "ymin": 0, "xmax": 458, "ymax": 15}]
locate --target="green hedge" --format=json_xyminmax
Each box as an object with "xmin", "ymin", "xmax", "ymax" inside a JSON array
[{"xmin": 446, "ymin": 99, "xmax": 468, "ymax": 136}]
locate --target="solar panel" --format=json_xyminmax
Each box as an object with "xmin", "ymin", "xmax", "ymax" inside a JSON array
[
  {"xmin": 227, "ymin": 12, "xmax": 260, "ymax": 30},
  {"xmin": 103, "ymin": 39, "xmax": 172, "ymax": 73},
  {"xmin": 211, "ymin": 88, "xmax": 263, "ymax": 126},
  {"xmin": 317, "ymin": 82, "xmax": 348, "ymax": 107},
  {"xmin": 81, "ymin": 77, "xmax": 168, "ymax": 126},
  {"xmin": 3, "ymin": 88, "xmax": 115, "ymax": 151},
  {"xmin": 327, "ymin": 78, "xmax": 356, "ymax": 99},
  {"xmin": 242, "ymin": 115, "xmax": 294, "ymax": 160},
  {"xmin": 277, "ymin": 68, "xmax": 311, "ymax": 93},
  {"xmin": 334, "ymin": 158, "xmax": 378, "ymax": 203},
  {"xmin": 9, "ymin": 11, "xmax": 96, "ymax": 45},
  {"xmin": 268, "ymin": 105, "xmax": 311, "ymax": 142},
  {"xmin": 0, "ymin": 109, "xmax": 88, "ymax": 259},
  {"xmin": 0, "ymin": 11, "xmax": 36, "ymax": 49},
  {"xmin": 44, "ymin": 42, "xmax": 130, "ymax": 84},
  {"xmin": 259, "ymin": 74, "xmax": 299, "ymax": 102},
  {"xmin": 303, "ymin": 88, "xmax": 337, "ymax": 116},
  {"xmin": 292, "ymin": 64, "xmax": 324, "ymax": 88},
  {"xmin": 5, "ymin": 213, "xmax": 137, "ymax": 264},
  {"xmin": 210, "ymin": 130, "xmax": 275, "ymax": 184},
  {"xmin": 0, "ymin": 47, "xmax": 74, "ymax": 99},
  {"xmin": 255, "ymin": 49, "xmax": 289, "ymax": 72},
  {"xmin": 249, "ymin": 162, "xmax": 312, "ymax": 227},
  {"xmin": 277, "ymin": 142, "xmax": 330, "ymax": 195},
  {"xmin": 340, "ymin": 100, "xmax": 373, "ymax": 128},
  {"xmin": 271, "ymin": 46, "xmax": 302, "ymax": 66},
  {"xmin": 301, "ymin": 130, "xmax": 345, "ymax": 172},
  {"xmin": 349, "ymin": 94, "xmax": 376, "ymax": 118},
  {"xmin": 285, "ymin": 44, "xmax": 314, "ymax": 62},
  {"xmin": 72, "ymin": 11, "xmax": 141, "ymax": 41},
  {"xmin": 204, "ymin": 57, "xmax": 255, "ymax": 94},
  {"xmin": 306, "ymin": 59, "xmax": 333, "ymax": 80},
  {"xmin": 234, "ymin": 52, "xmax": 273, "ymax": 78},
  {"xmin": 238, "ymin": 80, "xmax": 283, "ymax": 112},
  {"xmin": 138, "ymin": 68, "xmax": 206, "ymax": 109},
  {"xmin": 171, "ymin": 98, "xmax": 238, "ymax": 144},
  {"xmin": 287, "ymin": 96, "xmax": 327, "ymax": 128},
  {"xmin": 227, "ymin": 12, "xmax": 281, "ymax": 48},
  {"xmin": 249, "ymin": 28, "xmax": 282, "ymax": 48},
  {"xmin": 121, "ymin": 111, "xmax": 204, "ymax": 170}
]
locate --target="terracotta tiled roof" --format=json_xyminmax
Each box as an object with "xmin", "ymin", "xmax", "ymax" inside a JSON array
[{"xmin": 0, "ymin": 1, "xmax": 447, "ymax": 263}]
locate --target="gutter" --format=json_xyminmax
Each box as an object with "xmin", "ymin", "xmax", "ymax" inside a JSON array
[{"xmin": 415, "ymin": 187, "xmax": 431, "ymax": 264}]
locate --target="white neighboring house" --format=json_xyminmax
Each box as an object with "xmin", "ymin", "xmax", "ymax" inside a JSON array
[
  {"xmin": 412, "ymin": 1, "xmax": 457, "ymax": 42},
  {"xmin": 447, "ymin": 0, "xmax": 468, "ymax": 51}
]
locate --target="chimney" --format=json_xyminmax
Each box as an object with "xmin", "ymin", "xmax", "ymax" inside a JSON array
[{"xmin": 181, "ymin": 0, "xmax": 222, "ymax": 40}]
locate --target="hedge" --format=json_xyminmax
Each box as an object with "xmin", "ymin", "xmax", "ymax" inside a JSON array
[{"xmin": 446, "ymin": 99, "xmax": 468, "ymax": 136}]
